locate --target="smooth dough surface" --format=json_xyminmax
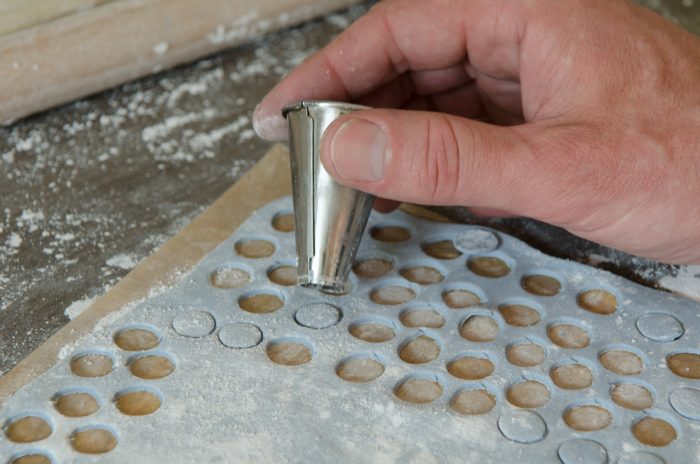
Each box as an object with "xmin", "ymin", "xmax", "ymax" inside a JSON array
[
  {"xmin": 370, "ymin": 286, "xmax": 415, "ymax": 305},
  {"xmin": 442, "ymin": 289, "xmax": 481, "ymax": 308},
  {"xmin": 547, "ymin": 324, "xmax": 590, "ymax": 349},
  {"xmin": 352, "ymin": 258, "xmax": 393, "ymax": 278},
  {"xmin": 422, "ymin": 240, "xmax": 462, "ymax": 259},
  {"xmin": 611, "ymin": 383, "xmax": 654, "ymax": 410},
  {"xmin": 521, "ymin": 275, "xmax": 561, "ymax": 296},
  {"xmin": 599, "ymin": 350, "xmax": 644, "ymax": 375},
  {"xmin": 271, "ymin": 213, "xmax": 294, "ymax": 232},
  {"xmin": 71, "ymin": 428, "xmax": 118, "ymax": 454},
  {"xmin": 267, "ymin": 265, "xmax": 297, "ymax": 286},
  {"xmin": 235, "ymin": 239, "xmax": 275, "ymax": 258},
  {"xmin": 239, "ymin": 293, "xmax": 284, "ymax": 313},
  {"xmin": 114, "ymin": 328, "xmax": 160, "ymax": 351},
  {"xmin": 5, "ymin": 416, "xmax": 52, "ymax": 443},
  {"xmin": 370, "ymin": 226, "xmax": 411, "ymax": 242},
  {"xmin": 506, "ymin": 343, "xmax": 546, "ymax": 367},
  {"xmin": 633, "ymin": 417, "xmax": 677, "ymax": 447},
  {"xmin": 394, "ymin": 378, "xmax": 442, "ymax": 404},
  {"xmin": 266, "ymin": 342, "xmax": 312, "ymax": 366},
  {"xmin": 550, "ymin": 364, "xmax": 593, "ymax": 390},
  {"xmin": 467, "ymin": 256, "xmax": 510, "ymax": 278},
  {"xmin": 349, "ymin": 322, "xmax": 395, "ymax": 343},
  {"xmin": 115, "ymin": 391, "xmax": 161, "ymax": 416},
  {"xmin": 499, "ymin": 304, "xmax": 541, "ymax": 327},
  {"xmin": 447, "ymin": 356, "xmax": 494, "ymax": 380},
  {"xmin": 400, "ymin": 308, "xmax": 445, "ymax": 328},
  {"xmin": 460, "ymin": 315, "xmax": 499, "ymax": 342},
  {"xmin": 451, "ymin": 389, "xmax": 496, "ymax": 415},
  {"xmin": 400, "ymin": 266, "xmax": 444, "ymax": 285},
  {"xmin": 399, "ymin": 335, "xmax": 440, "ymax": 364},
  {"xmin": 577, "ymin": 289, "xmax": 617, "ymax": 315},
  {"xmin": 70, "ymin": 354, "xmax": 114, "ymax": 377},
  {"xmin": 336, "ymin": 358, "xmax": 385, "ymax": 382},
  {"xmin": 129, "ymin": 355, "xmax": 175, "ymax": 379},
  {"xmin": 506, "ymin": 381, "xmax": 550, "ymax": 408},
  {"xmin": 564, "ymin": 405, "xmax": 612, "ymax": 432},
  {"xmin": 667, "ymin": 352, "xmax": 700, "ymax": 379},
  {"xmin": 54, "ymin": 392, "xmax": 100, "ymax": 417}
]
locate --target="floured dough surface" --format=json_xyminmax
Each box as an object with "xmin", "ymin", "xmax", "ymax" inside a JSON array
[
  {"xmin": 442, "ymin": 289, "xmax": 481, "ymax": 308},
  {"xmin": 506, "ymin": 343, "xmax": 546, "ymax": 367},
  {"xmin": 239, "ymin": 293, "xmax": 284, "ymax": 313},
  {"xmin": 115, "ymin": 391, "xmax": 161, "ymax": 416},
  {"xmin": 506, "ymin": 380, "xmax": 550, "ymax": 408},
  {"xmin": 611, "ymin": 383, "xmax": 654, "ymax": 410},
  {"xmin": 460, "ymin": 315, "xmax": 499, "ymax": 342},
  {"xmin": 349, "ymin": 322, "xmax": 395, "ymax": 343},
  {"xmin": 399, "ymin": 335, "xmax": 440, "ymax": 364},
  {"xmin": 114, "ymin": 328, "xmax": 160, "ymax": 351},
  {"xmin": 70, "ymin": 353, "xmax": 114, "ymax": 377},
  {"xmin": 266, "ymin": 341, "xmax": 313, "ymax": 366},
  {"xmin": 451, "ymin": 389, "xmax": 496, "ymax": 415},
  {"xmin": 563, "ymin": 405, "xmax": 612, "ymax": 432},
  {"xmin": 370, "ymin": 285, "xmax": 415, "ymax": 305},
  {"xmin": 395, "ymin": 378, "xmax": 442, "ymax": 404},
  {"xmin": 550, "ymin": 363, "xmax": 593, "ymax": 390},
  {"xmin": 499, "ymin": 304, "xmax": 540, "ymax": 327},
  {"xmin": 71, "ymin": 427, "xmax": 118, "ymax": 454},
  {"xmin": 400, "ymin": 266, "xmax": 443, "ymax": 285},
  {"xmin": 547, "ymin": 324, "xmax": 589, "ymax": 349},
  {"xmin": 352, "ymin": 258, "xmax": 393, "ymax": 278},
  {"xmin": 129, "ymin": 355, "xmax": 175, "ymax": 380},
  {"xmin": 336, "ymin": 358, "xmax": 385, "ymax": 383},
  {"xmin": 447, "ymin": 356, "xmax": 494, "ymax": 380},
  {"xmin": 599, "ymin": 349, "xmax": 644, "ymax": 375},
  {"xmin": 5, "ymin": 416, "xmax": 52, "ymax": 443},
  {"xmin": 235, "ymin": 239, "xmax": 275, "ymax": 258},
  {"xmin": 54, "ymin": 392, "xmax": 100, "ymax": 417}
]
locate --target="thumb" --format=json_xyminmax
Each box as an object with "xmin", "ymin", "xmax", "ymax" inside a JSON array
[{"xmin": 319, "ymin": 109, "xmax": 543, "ymax": 212}]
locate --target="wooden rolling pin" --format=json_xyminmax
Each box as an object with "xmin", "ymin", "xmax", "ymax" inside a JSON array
[
  {"xmin": 0, "ymin": 0, "xmax": 112, "ymax": 36},
  {"xmin": 0, "ymin": 0, "xmax": 362, "ymax": 125}
]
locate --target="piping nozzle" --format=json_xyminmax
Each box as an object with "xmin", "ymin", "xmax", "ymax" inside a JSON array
[{"xmin": 283, "ymin": 100, "xmax": 375, "ymax": 294}]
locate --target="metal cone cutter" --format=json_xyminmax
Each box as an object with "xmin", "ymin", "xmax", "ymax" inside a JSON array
[{"xmin": 283, "ymin": 101, "xmax": 375, "ymax": 294}]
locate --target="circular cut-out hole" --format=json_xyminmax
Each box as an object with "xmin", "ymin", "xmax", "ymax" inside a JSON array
[
  {"xmin": 636, "ymin": 312, "xmax": 684, "ymax": 342},
  {"xmin": 399, "ymin": 266, "xmax": 443, "ymax": 285},
  {"xmin": 467, "ymin": 256, "xmax": 510, "ymax": 278},
  {"xmin": 633, "ymin": 416, "xmax": 677, "ymax": 447},
  {"xmin": 617, "ymin": 452, "xmax": 665, "ymax": 464},
  {"xmin": 114, "ymin": 326, "xmax": 160, "ymax": 351},
  {"xmin": 447, "ymin": 355, "xmax": 494, "ymax": 380},
  {"xmin": 460, "ymin": 315, "xmax": 499, "ymax": 342},
  {"xmin": 599, "ymin": 349, "xmax": 644, "ymax": 376},
  {"xmin": 218, "ymin": 322, "xmax": 263, "ymax": 349},
  {"xmin": 267, "ymin": 265, "xmax": 297, "ymax": 286},
  {"xmin": 71, "ymin": 427, "xmax": 117, "ymax": 454},
  {"xmin": 667, "ymin": 352, "xmax": 700, "ymax": 379},
  {"xmin": 54, "ymin": 391, "xmax": 100, "ymax": 417},
  {"xmin": 547, "ymin": 323, "xmax": 590, "ymax": 349},
  {"xmin": 271, "ymin": 212, "xmax": 294, "ymax": 232},
  {"xmin": 399, "ymin": 335, "xmax": 440, "ymax": 364},
  {"xmin": 550, "ymin": 363, "xmax": 593, "ymax": 390},
  {"xmin": 507, "ymin": 342, "xmax": 546, "ymax": 367},
  {"xmin": 451, "ymin": 388, "xmax": 496, "ymax": 415},
  {"xmin": 497, "ymin": 410, "xmax": 547, "ymax": 444},
  {"xmin": 4, "ymin": 416, "xmax": 52, "ymax": 443},
  {"xmin": 10, "ymin": 452, "xmax": 53, "ymax": 464},
  {"xmin": 294, "ymin": 303, "xmax": 342, "ymax": 329},
  {"xmin": 129, "ymin": 354, "xmax": 175, "ymax": 380},
  {"xmin": 239, "ymin": 292, "xmax": 284, "ymax": 314},
  {"xmin": 394, "ymin": 377, "xmax": 442, "ymax": 404},
  {"xmin": 400, "ymin": 307, "xmax": 445, "ymax": 329},
  {"xmin": 499, "ymin": 304, "xmax": 540, "ymax": 327},
  {"xmin": 370, "ymin": 284, "xmax": 416, "ymax": 305},
  {"xmin": 352, "ymin": 258, "xmax": 394, "ymax": 279},
  {"xmin": 442, "ymin": 288, "xmax": 482, "ymax": 309},
  {"xmin": 336, "ymin": 356, "xmax": 385, "ymax": 383},
  {"xmin": 115, "ymin": 390, "xmax": 161, "ymax": 416},
  {"xmin": 669, "ymin": 388, "xmax": 700, "ymax": 421},
  {"xmin": 558, "ymin": 439, "xmax": 608, "ymax": 464},
  {"xmin": 506, "ymin": 380, "xmax": 550, "ymax": 409},
  {"xmin": 370, "ymin": 225, "xmax": 411, "ymax": 242},
  {"xmin": 611, "ymin": 383, "xmax": 654, "ymax": 410},
  {"xmin": 209, "ymin": 265, "xmax": 251, "ymax": 289},
  {"xmin": 266, "ymin": 339, "xmax": 313, "ymax": 366},
  {"xmin": 349, "ymin": 320, "xmax": 395, "ymax": 343},
  {"xmin": 563, "ymin": 404, "xmax": 612, "ymax": 431},
  {"xmin": 235, "ymin": 239, "xmax": 275, "ymax": 258},
  {"xmin": 522, "ymin": 274, "xmax": 561, "ymax": 296},
  {"xmin": 70, "ymin": 353, "xmax": 114, "ymax": 378},
  {"xmin": 421, "ymin": 239, "xmax": 462, "ymax": 260},
  {"xmin": 172, "ymin": 310, "xmax": 216, "ymax": 338},
  {"xmin": 454, "ymin": 229, "xmax": 500, "ymax": 253},
  {"xmin": 577, "ymin": 289, "xmax": 617, "ymax": 315}
]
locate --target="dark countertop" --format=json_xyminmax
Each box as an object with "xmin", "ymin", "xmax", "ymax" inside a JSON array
[{"xmin": 1, "ymin": 0, "xmax": 698, "ymax": 376}]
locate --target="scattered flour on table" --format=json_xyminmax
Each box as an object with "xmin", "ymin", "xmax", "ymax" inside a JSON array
[
  {"xmin": 63, "ymin": 296, "xmax": 98, "ymax": 320},
  {"xmin": 106, "ymin": 253, "xmax": 138, "ymax": 270},
  {"xmin": 661, "ymin": 265, "xmax": 700, "ymax": 302}
]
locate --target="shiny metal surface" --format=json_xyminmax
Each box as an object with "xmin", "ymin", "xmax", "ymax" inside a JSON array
[{"xmin": 284, "ymin": 101, "xmax": 374, "ymax": 293}]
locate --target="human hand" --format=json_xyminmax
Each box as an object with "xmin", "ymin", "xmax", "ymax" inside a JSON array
[{"xmin": 253, "ymin": 0, "xmax": 700, "ymax": 264}]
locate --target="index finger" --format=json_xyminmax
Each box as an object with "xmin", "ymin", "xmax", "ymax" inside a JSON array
[{"xmin": 253, "ymin": 0, "xmax": 481, "ymax": 141}]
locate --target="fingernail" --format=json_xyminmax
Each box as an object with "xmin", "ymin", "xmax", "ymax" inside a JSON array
[
  {"xmin": 252, "ymin": 104, "xmax": 288, "ymax": 141},
  {"xmin": 329, "ymin": 119, "xmax": 387, "ymax": 182}
]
